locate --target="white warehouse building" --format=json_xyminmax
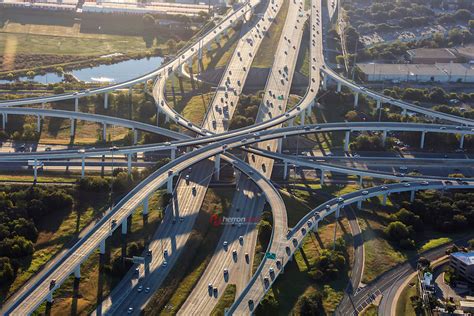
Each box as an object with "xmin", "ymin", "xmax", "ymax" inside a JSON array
[{"xmin": 357, "ymin": 63, "xmax": 474, "ymax": 83}]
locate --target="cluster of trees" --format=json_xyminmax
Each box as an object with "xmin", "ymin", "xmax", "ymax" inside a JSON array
[
  {"xmin": 0, "ymin": 186, "xmax": 73, "ymax": 282},
  {"xmin": 229, "ymin": 95, "xmax": 260, "ymax": 130},
  {"xmin": 308, "ymin": 238, "xmax": 347, "ymax": 281},
  {"xmin": 384, "ymin": 191, "xmax": 474, "ymax": 250},
  {"xmin": 298, "ymin": 292, "xmax": 324, "ymax": 316},
  {"xmin": 350, "ymin": 134, "xmax": 389, "ymax": 151}
]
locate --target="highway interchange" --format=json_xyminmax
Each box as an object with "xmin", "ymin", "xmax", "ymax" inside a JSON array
[{"xmin": 0, "ymin": 0, "xmax": 473, "ymax": 314}]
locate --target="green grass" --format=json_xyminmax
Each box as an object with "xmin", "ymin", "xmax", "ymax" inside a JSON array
[
  {"xmin": 33, "ymin": 190, "xmax": 165, "ymax": 315},
  {"xmin": 261, "ymin": 216, "xmax": 352, "ymax": 314},
  {"xmin": 181, "ymin": 93, "xmax": 212, "ymax": 126},
  {"xmin": 395, "ymin": 276, "xmax": 418, "ymax": 316},
  {"xmin": 251, "ymin": 0, "xmax": 290, "ymax": 68},
  {"xmin": 210, "ymin": 284, "xmax": 236, "ymax": 316},
  {"xmin": 419, "ymin": 237, "xmax": 452, "ymax": 253},
  {"xmin": 0, "ymin": 172, "xmax": 78, "ymax": 183},
  {"xmin": 360, "ymin": 304, "xmax": 378, "ymax": 316},
  {"xmin": 0, "ymin": 29, "xmax": 163, "ymax": 56},
  {"xmin": 144, "ymin": 188, "xmax": 233, "ymax": 315}
]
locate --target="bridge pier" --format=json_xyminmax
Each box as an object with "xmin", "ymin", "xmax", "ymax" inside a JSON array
[
  {"xmin": 320, "ymin": 169, "xmax": 325, "ymax": 185},
  {"xmin": 167, "ymin": 174, "xmax": 174, "ymax": 193},
  {"xmin": 344, "ymin": 131, "xmax": 350, "ymax": 151},
  {"xmin": 36, "ymin": 115, "xmax": 41, "ymax": 133},
  {"xmin": 382, "ymin": 194, "xmax": 387, "ymax": 206},
  {"xmin": 336, "ymin": 81, "xmax": 342, "ymax": 93},
  {"xmin": 1, "ymin": 113, "xmax": 5, "ymax": 129},
  {"xmin": 144, "ymin": 80, "xmax": 148, "ymax": 92},
  {"xmin": 74, "ymin": 265, "xmax": 81, "ymax": 279},
  {"xmin": 102, "ymin": 122, "xmax": 107, "ymax": 142},
  {"xmin": 382, "ymin": 130, "xmax": 387, "ymax": 146},
  {"xmin": 41, "ymin": 102, "xmax": 45, "ymax": 119},
  {"xmin": 460, "ymin": 134, "xmax": 465, "ymax": 149},
  {"xmin": 171, "ymin": 148, "xmax": 176, "ymax": 160},
  {"xmin": 70, "ymin": 119, "xmax": 75, "ymax": 137},
  {"xmin": 104, "ymin": 93, "xmax": 108, "ymax": 109},
  {"xmin": 99, "ymin": 239, "xmax": 106, "ymax": 254},
  {"xmin": 288, "ymin": 118, "xmax": 294, "ymax": 127},
  {"xmin": 214, "ymin": 154, "xmax": 221, "ymax": 180},
  {"xmin": 357, "ymin": 199, "xmax": 362, "ymax": 209},
  {"xmin": 358, "ymin": 176, "xmax": 363, "ymax": 188},
  {"xmin": 75, "ymin": 97, "xmax": 79, "ymax": 112},
  {"xmin": 420, "ymin": 131, "xmax": 426, "ymax": 149},
  {"xmin": 143, "ymin": 197, "xmax": 149, "ymax": 216},
  {"xmin": 127, "ymin": 154, "xmax": 132, "ymax": 175},
  {"xmin": 300, "ymin": 111, "xmax": 305, "ymax": 125},
  {"xmin": 277, "ymin": 138, "xmax": 282, "ymax": 153},
  {"xmin": 133, "ymin": 129, "xmax": 138, "ymax": 145},
  {"xmin": 376, "ymin": 99, "xmax": 381, "ymax": 110},
  {"xmin": 46, "ymin": 292, "xmax": 54, "ymax": 303},
  {"xmin": 333, "ymin": 206, "xmax": 341, "ymax": 250},
  {"xmin": 322, "ymin": 75, "xmax": 327, "ymax": 90},
  {"xmin": 354, "ymin": 92, "xmax": 359, "ymax": 107},
  {"xmin": 121, "ymin": 220, "xmax": 127, "ymax": 235},
  {"xmin": 283, "ymin": 161, "xmax": 288, "ymax": 180},
  {"xmin": 402, "ymin": 108, "xmax": 407, "ymax": 116},
  {"xmin": 410, "ymin": 190, "xmax": 415, "ymax": 202},
  {"xmin": 33, "ymin": 159, "xmax": 38, "ymax": 182},
  {"xmin": 81, "ymin": 156, "xmax": 85, "ymax": 179}
]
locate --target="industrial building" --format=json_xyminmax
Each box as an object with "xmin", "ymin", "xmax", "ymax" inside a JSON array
[
  {"xmin": 357, "ymin": 63, "xmax": 474, "ymax": 83},
  {"xmin": 0, "ymin": 0, "xmax": 78, "ymax": 11},
  {"xmin": 407, "ymin": 48, "xmax": 459, "ymax": 64},
  {"xmin": 450, "ymin": 251, "xmax": 474, "ymax": 284}
]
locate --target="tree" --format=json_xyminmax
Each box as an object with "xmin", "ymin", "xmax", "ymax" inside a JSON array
[
  {"xmin": 142, "ymin": 14, "xmax": 156, "ymax": 32},
  {"xmin": 299, "ymin": 292, "xmax": 323, "ymax": 316},
  {"xmin": 468, "ymin": 239, "xmax": 474, "ymax": 249},
  {"xmin": 166, "ymin": 39, "xmax": 177, "ymax": 53},
  {"xmin": 0, "ymin": 257, "xmax": 14, "ymax": 283},
  {"xmin": 385, "ymin": 221, "xmax": 410, "ymax": 241},
  {"xmin": 258, "ymin": 221, "xmax": 272, "ymax": 247}
]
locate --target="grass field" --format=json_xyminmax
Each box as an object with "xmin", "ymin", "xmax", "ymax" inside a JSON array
[
  {"xmin": 395, "ymin": 276, "xmax": 418, "ymax": 316},
  {"xmin": 210, "ymin": 284, "xmax": 236, "ymax": 316},
  {"xmin": 181, "ymin": 93, "xmax": 213, "ymax": 126},
  {"xmin": 262, "ymin": 214, "xmax": 353, "ymax": 314},
  {"xmin": 360, "ymin": 304, "xmax": 378, "ymax": 316},
  {"xmin": 0, "ymin": 17, "xmax": 166, "ymax": 57},
  {"xmin": 251, "ymin": 0, "xmax": 289, "ymax": 68},
  {"xmin": 34, "ymin": 190, "xmax": 165, "ymax": 315}
]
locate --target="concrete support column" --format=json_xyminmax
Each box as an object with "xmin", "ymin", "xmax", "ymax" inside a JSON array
[
  {"xmin": 4, "ymin": 113, "xmax": 7, "ymax": 123},
  {"xmin": 36, "ymin": 115, "xmax": 41, "ymax": 133},
  {"xmin": 144, "ymin": 80, "xmax": 148, "ymax": 92},
  {"xmin": 335, "ymin": 205, "xmax": 341, "ymax": 219},
  {"xmin": 1, "ymin": 113, "xmax": 5, "ymax": 129},
  {"xmin": 74, "ymin": 265, "xmax": 81, "ymax": 279},
  {"xmin": 33, "ymin": 158, "xmax": 38, "ymax": 182},
  {"xmin": 289, "ymin": 118, "xmax": 294, "ymax": 127},
  {"xmin": 167, "ymin": 175, "xmax": 174, "ymax": 193},
  {"xmin": 354, "ymin": 92, "xmax": 359, "ymax": 107},
  {"xmin": 70, "ymin": 119, "xmax": 75, "ymax": 137},
  {"xmin": 127, "ymin": 154, "xmax": 132, "ymax": 175},
  {"xmin": 344, "ymin": 131, "xmax": 350, "ymax": 151},
  {"xmin": 402, "ymin": 108, "xmax": 407, "ymax": 116},
  {"xmin": 336, "ymin": 81, "xmax": 342, "ymax": 93},
  {"xmin": 410, "ymin": 190, "xmax": 415, "ymax": 202},
  {"xmin": 214, "ymin": 154, "xmax": 221, "ymax": 180},
  {"xmin": 102, "ymin": 122, "xmax": 107, "ymax": 142},
  {"xmin": 121, "ymin": 220, "xmax": 127, "ymax": 235},
  {"xmin": 143, "ymin": 197, "xmax": 149, "ymax": 216},
  {"xmin": 283, "ymin": 161, "xmax": 288, "ymax": 180},
  {"xmin": 312, "ymin": 220, "xmax": 319, "ymax": 233},
  {"xmin": 382, "ymin": 194, "xmax": 387, "ymax": 206},
  {"xmin": 156, "ymin": 106, "xmax": 160, "ymax": 126},
  {"xmin": 46, "ymin": 292, "xmax": 54, "ymax": 303},
  {"xmin": 359, "ymin": 176, "xmax": 363, "ymax": 188},
  {"xmin": 81, "ymin": 156, "xmax": 85, "ymax": 179},
  {"xmin": 357, "ymin": 199, "xmax": 362, "ymax": 209},
  {"xmin": 376, "ymin": 99, "xmax": 381, "ymax": 109},
  {"xmin": 320, "ymin": 169, "xmax": 325, "ymax": 185},
  {"xmin": 322, "ymin": 75, "xmax": 327, "ymax": 90},
  {"xmin": 104, "ymin": 93, "xmax": 108, "ymax": 109},
  {"xmin": 75, "ymin": 97, "xmax": 79, "ymax": 112},
  {"xmin": 133, "ymin": 129, "xmax": 138, "ymax": 145},
  {"xmin": 382, "ymin": 130, "xmax": 387, "ymax": 146},
  {"xmin": 41, "ymin": 102, "xmax": 45, "ymax": 119},
  {"xmin": 277, "ymin": 138, "xmax": 282, "ymax": 153},
  {"xmin": 300, "ymin": 111, "xmax": 305, "ymax": 125},
  {"xmin": 460, "ymin": 134, "xmax": 465, "ymax": 149},
  {"xmin": 99, "ymin": 239, "xmax": 106, "ymax": 254},
  {"xmin": 171, "ymin": 148, "xmax": 176, "ymax": 160},
  {"xmin": 420, "ymin": 131, "xmax": 426, "ymax": 149}
]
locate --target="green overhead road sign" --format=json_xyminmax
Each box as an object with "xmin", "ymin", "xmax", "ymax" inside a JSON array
[{"xmin": 265, "ymin": 252, "xmax": 276, "ymax": 260}]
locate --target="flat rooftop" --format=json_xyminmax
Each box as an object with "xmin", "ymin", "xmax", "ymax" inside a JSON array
[
  {"xmin": 407, "ymin": 48, "xmax": 458, "ymax": 59},
  {"xmin": 452, "ymin": 251, "xmax": 474, "ymax": 266}
]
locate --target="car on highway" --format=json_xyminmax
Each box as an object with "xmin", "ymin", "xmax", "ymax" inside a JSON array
[
  {"xmin": 137, "ymin": 285, "xmax": 143, "ymax": 293},
  {"xmin": 128, "ymin": 307, "xmax": 134, "ymax": 314}
]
